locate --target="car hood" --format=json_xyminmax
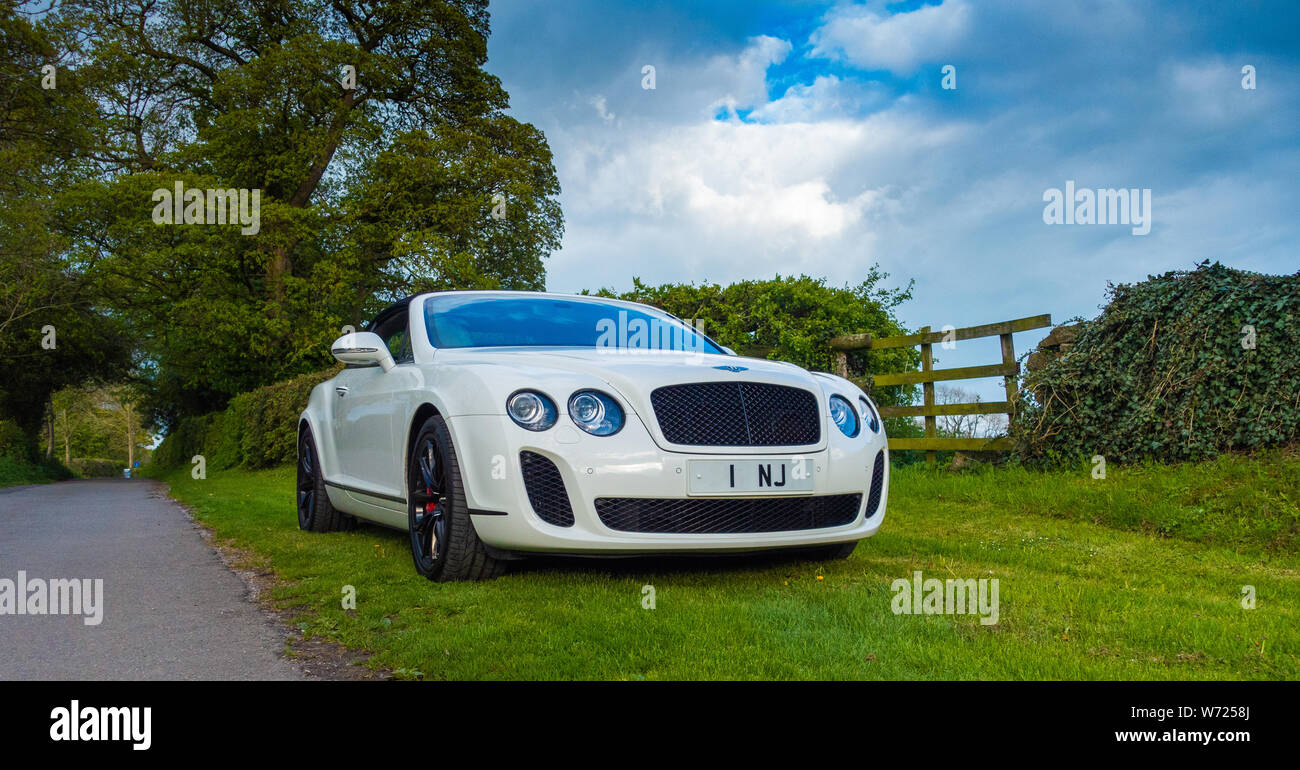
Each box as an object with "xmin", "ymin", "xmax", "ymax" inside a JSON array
[{"xmin": 433, "ymin": 346, "xmax": 817, "ymax": 388}]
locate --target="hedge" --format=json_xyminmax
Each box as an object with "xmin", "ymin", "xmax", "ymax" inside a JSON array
[
  {"xmin": 0, "ymin": 421, "xmax": 74, "ymax": 486},
  {"xmin": 151, "ymin": 366, "xmax": 341, "ymax": 471},
  {"xmin": 0, "ymin": 419, "xmax": 30, "ymax": 463},
  {"xmin": 69, "ymin": 458, "xmax": 129, "ymax": 478},
  {"xmin": 1012, "ymin": 261, "xmax": 1299, "ymax": 464}
]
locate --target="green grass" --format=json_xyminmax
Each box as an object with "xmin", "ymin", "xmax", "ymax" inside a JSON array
[{"xmin": 156, "ymin": 449, "xmax": 1300, "ymax": 680}]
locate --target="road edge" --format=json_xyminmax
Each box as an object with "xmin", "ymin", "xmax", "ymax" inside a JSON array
[{"xmin": 149, "ymin": 479, "xmax": 390, "ymax": 681}]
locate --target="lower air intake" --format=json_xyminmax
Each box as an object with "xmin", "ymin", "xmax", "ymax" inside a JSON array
[{"xmin": 594, "ymin": 494, "xmax": 861, "ymax": 534}]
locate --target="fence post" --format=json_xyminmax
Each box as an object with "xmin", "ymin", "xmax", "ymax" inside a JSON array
[
  {"xmin": 920, "ymin": 326, "xmax": 936, "ymax": 468},
  {"xmin": 852, "ymin": 314, "xmax": 1049, "ymax": 456},
  {"xmin": 999, "ymin": 332, "xmax": 1018, "ymax": 418}
]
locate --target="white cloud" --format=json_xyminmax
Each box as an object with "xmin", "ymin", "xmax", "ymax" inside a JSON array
[
  {"xmin": 700, "ymin": 35, "xmax": 792, "ymax": 117},
  {"xmin": 490, "ymin": 0, "xmax": 1300, "ymax": 405},
  {"xmin": 588, "ymin": 94, "xmax": 615, "ymax": 123},
  {"xmin": 1162, "ymin": 57, "xmax": 1278, "ymax": 127},
  {"xmin": 810, "ymin": 0, "xmax": 972, "ymax": 73},
  {"xmin": 544, "ymin": 107, "xmax": 982, "ymax": 308},
  {"xmin": 750, "ymin": 75, "xmax": 889, "ymax": 122},
  {"xmin": 565, "ymin": 114, "xmax": 962, "ymax": 241}
]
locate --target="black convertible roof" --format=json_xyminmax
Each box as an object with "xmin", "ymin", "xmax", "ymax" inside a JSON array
[{"xmin": 363, "ymin": 296, "xmax": 415, "ymax": 332}]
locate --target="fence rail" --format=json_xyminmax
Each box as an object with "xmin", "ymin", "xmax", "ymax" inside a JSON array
[
  {"xmin": 877, "ymin": 401, "xmax": 1011, "ymax": 418},
  {"xmin": 830, "ymin": 313, "xmax": 1052, "ymax": 465}
]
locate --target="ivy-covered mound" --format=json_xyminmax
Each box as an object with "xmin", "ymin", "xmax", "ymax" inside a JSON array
[{"xmin": 1013, "ymin": 262, "xmax": 1299, "ymax": 465}]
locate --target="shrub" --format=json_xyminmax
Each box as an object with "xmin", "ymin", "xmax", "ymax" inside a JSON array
[
  {"xmin": 151, "ymin": 366, "xmax": 340, "ymax": 470},
  {"xmin": 229, "ymin": 368, "xmax": 340, "ymax": 468},
  {"xmin": 0, "ymin": 419, "xmax": 31, "ymax": 463},
  {"xmin": 1012, "ymin": 262, "xmax": 1300, "ymax": 464},
  {"xmin": 69, "ymin": 458, "xmax": 127, "ymax": 477},
  {"xmin": 0, "ymin": 455, "xmax": 73, "ymax": 487},
  {"xmin": 150, "ymin": 412, "xmax": 217, "ymax": 469},
  {"xmin": 591, "ymin": 271, "xmax": 919, "ymax": 408}
]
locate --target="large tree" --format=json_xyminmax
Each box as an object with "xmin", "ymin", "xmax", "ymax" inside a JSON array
[
  {"xmin": 32, "ymin": 0, "xmax": 563, "ymax": 423},
  {"xmin": 0, "ymin": 3, "xmax": 132, "ymax": 453}
]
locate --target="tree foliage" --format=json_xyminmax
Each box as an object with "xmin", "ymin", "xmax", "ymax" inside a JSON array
[
  {"xmin": 1012, "ymin": 262, "xmax": 1300, "ymax": 465},
  {"xmin": 591, "ymin": 271, "xmax": 919, "ymax": 408},
  {"xmin": 9, "ymin": 0, "xmax": 562, "ymax": 425},
  {"xmin": 0, "ymin": 4, "xmax": 133, "ymax": 451},
  {"xmin": 44, "ymin": 384, "xmax": 158, "ymax": 466}
]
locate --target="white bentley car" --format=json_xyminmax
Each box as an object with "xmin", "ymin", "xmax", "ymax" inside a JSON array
[{"xmin": 296, "ymin": 291, "xmax": 889, "ymax": 580}]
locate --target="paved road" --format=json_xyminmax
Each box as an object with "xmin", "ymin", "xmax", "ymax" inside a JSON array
[{"xmin": 0, "ymin": 479, "xmax": 305, "ymax": 680}]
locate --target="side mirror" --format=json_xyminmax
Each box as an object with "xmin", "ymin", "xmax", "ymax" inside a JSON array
[{"xmin": 331, "ymin": 331, "xmax": 396, "ymax": 372}]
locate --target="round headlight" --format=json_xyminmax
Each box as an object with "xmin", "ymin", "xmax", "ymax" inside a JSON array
[
  {"xmin": 860, "ymin": 396, "xmax": 881, "ymax": 434},
  {"xmin": 829, "ymin": 395, "xmax": 859, "ymax": 438},
  {"xmin": 568, "ymin": 390, "xmax": 624, "ymax": 436},
  {"xmin": 507, "ymin": 390, "xmax": 557, "ymax": 431}
]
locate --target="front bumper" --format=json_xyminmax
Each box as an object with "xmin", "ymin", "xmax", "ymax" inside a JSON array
[{"xmin": 446, "ymin": 412, "xmax": 888, "ymax": 554}]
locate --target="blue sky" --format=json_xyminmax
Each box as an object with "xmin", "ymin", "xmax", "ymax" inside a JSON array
[{"xmin": 484, "ymin": 0, "xmax": 1299, "ymax": 400}]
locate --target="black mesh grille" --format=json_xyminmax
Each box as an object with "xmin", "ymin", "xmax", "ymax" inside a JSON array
[
  {"xmin": 650, "ymin": 382, "xmax": 820, "ymax": 446},
  {"xmin": 595, "ymin": 494, "xmax": 861, "ymax": 534},
  {"xmin": 866, "ymin": 450, "xmax": 886, "ymax": 518},
  {"xmin": 520, "ymin": 451, "xmax": 574, "ymax": 527}
]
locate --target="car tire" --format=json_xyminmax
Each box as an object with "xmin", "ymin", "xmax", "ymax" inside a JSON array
[
  {"xmin": 407, "ymin": 414, "xmax": 504, "ymax": 581},
  {"xmin": 297, "ymin": 423, "xmax": 353, "ymax": 532}
]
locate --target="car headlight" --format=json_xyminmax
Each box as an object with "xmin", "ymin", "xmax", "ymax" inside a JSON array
[
  {"xmin": 829, "ymin": 395, "xmax": 859, "ymax": 438},
  {"xmin": 568, "ymin": 390, "xmax": 624, "ymax": 436},
  {"xmin": 507, "ymin": 390, "xmax": 557, "ymax": 431},
  {"xmin": 859, "ymin": 396, "xmax": 881, "ymax": 434}
]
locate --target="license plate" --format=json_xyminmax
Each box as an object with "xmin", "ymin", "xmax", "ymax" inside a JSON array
[{"xmin": 687, "ymin": 458, "xmax": 814, "ymax": 495}]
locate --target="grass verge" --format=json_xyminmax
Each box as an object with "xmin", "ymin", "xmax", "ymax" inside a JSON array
[{"xmin": 156, "ymin": 449, "xmax": 1300, "ymax": 680}]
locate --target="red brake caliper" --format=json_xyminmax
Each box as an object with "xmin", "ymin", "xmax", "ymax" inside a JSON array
[{"xmin": 423, "ymin": 487, "xmax": 437, "ymax": 553}]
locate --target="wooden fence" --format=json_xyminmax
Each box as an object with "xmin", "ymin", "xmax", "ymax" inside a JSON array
[{"xmin": 830, "ymin": 314, "xmax": 1052, "ymax": 466}]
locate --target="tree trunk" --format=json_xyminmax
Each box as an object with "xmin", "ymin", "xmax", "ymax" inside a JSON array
[
  {"xmin": 265, "ymin": 90, "xmax": 357, "ymax": 309},
  {"xmin": 267, "ymin": 246, "xmax": 292, "ymax": 305},
  {"xmin": 126, "ymin": 402, "xmax": 135, "ymax": 470},
  {"xmin": 45, "ymin": 402, "xmax": 54, "ymax": 460},
  {"xmin": 62, "ymin": 409, "xmax": 70, "ymax": 465}
]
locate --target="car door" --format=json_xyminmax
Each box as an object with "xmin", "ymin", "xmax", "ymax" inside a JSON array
[{"xmin": 331, "ymin": 309, "xmax": 414, "ymax": 498}]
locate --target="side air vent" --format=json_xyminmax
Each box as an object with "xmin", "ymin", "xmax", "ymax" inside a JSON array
[
  {"xmin": 519, "ymin": 451, "xmax": 575, "ymax": 527},
  {"xmin": 866, "ymin": 450, "xmax": 886, "ymax": 518}
]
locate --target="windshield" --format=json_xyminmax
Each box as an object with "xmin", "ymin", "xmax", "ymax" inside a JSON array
[{"xmin": 423, "ymin": 295, "xmax": 724, "ymax": 354}]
